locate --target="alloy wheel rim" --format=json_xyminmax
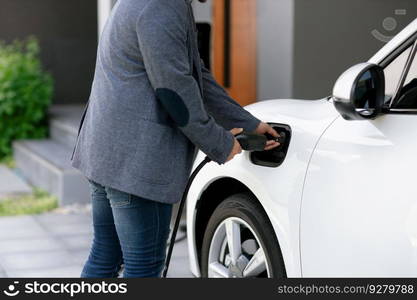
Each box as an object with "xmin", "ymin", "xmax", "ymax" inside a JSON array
[{"xmin": 207, "ymin": 217, "xmax": 271, "ymax": 278}]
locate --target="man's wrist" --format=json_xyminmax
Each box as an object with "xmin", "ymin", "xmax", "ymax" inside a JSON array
[
  {"xmin": 211, "ymin": 130, "xmax": 235, "ymax": 165},
  {"xmin": 245, "ymin": 117, "xmax": 262, "ymax": 133}
]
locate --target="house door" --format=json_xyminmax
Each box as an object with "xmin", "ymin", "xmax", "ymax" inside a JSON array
[{"xmin": 212, "ymin": 0, "xmax": 257, "ymax": 106}]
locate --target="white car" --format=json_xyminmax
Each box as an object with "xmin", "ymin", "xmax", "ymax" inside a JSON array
[{"xmin": 186, "ymin": 18, "xmax": 417, "ymax": 278}]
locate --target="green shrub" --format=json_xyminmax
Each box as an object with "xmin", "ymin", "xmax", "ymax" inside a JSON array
[
  {"xmin": 0, "ymin": 37, "xmax": 53, "ymax": 159},
  {"xmin": 0, "ymin": 188, "xmax": 58, "ymax": 216}
]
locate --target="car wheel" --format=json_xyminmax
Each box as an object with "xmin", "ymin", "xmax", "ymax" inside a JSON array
[{"xmin": 201, "ymin": 193, "xmax": 286, "ymax": 278}]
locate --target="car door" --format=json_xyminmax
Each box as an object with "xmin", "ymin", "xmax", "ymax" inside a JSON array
[{"xmin": 300, "ymin": 38, "xmax": 417, "ymax": 277}]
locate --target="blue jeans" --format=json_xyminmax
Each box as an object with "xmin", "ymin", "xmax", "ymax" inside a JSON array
[{"xmin": 81, "ymin": 180, "xmax": 173, "ymax": 278}]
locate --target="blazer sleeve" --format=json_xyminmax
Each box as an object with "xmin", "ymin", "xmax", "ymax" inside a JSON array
[
  {"xmin": 201, "ymin": 61, "xmax": 261, "ymax": 132},
  {"xmin": 136, "ymin": 0, "xmax": 234, "ymax": 164}
]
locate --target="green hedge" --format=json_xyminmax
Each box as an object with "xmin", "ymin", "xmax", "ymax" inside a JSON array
[
  {"xmin": 0, "ymin": 38, "xmax": 53, "ymax": 160},
  {"xmin": 0, "ymin": 189, "xmax": 58, "ymax": 216}
]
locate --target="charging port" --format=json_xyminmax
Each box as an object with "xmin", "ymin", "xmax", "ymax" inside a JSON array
[{"xmin": 250, "ymin": 123, "xmax": 292, "ymax": 168}]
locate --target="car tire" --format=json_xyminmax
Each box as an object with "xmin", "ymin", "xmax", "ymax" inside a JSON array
[{"xmin": 201, "ymin": 193, "xmax": 286, "ymax": 278}]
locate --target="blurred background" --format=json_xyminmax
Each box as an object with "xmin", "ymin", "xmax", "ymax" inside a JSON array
[{"xmin": 0, "ymin": 0, "xmax": 415, "ymax": 277}]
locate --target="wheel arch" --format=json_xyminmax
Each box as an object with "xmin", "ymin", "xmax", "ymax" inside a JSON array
[{"xmin": 193, "ymin": 177, "xmax": 287, "ymax": 276}]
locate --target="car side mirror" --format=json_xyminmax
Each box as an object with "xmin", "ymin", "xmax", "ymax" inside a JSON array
[{"xmin": 332, "ymin": 63, "xmax": 385, "ymax": 120}]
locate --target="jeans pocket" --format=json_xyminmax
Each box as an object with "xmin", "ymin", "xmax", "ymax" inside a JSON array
[{"xmin": 106, "ymin": 187, "xmax": 132, "ymax": 208}]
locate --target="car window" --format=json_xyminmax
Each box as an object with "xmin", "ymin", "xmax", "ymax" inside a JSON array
[
  {"xmin": 384, "ymin": 46, "xmax": 412, "ymax": 102},
  {"xmin": 404, "ymin": 54, "xmax": 416, "ymax": 86},
  {"xmin": 395, "ymin": 52, "xmax": 417, "ymax": 109}
]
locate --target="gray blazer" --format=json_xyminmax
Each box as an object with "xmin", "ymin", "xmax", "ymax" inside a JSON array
[{"xmin": 71, "ymin": 0, "xmax": 260, "ymax": 204}]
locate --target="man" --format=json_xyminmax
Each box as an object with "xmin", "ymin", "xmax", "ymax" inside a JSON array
[{"xmin": 72, "ymin": 0, "xmax": 279, "ymax": 278}]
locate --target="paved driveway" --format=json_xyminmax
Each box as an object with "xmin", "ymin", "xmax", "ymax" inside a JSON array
[{"xmin": 0, "ymin": 211, "xmax": 193, "ymax": 278}]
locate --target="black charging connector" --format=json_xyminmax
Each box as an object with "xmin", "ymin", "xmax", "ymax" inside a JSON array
[{"xmin": 235, "ymin": 132, "xmax": 268, "ymax": 152}]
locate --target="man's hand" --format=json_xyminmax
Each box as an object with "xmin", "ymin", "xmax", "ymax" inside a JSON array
[
  {"xmin": 255, "ymin": 122, "xmax": 280, "ymax": 151},
  {"xmin": 226, "ymin": 124, "xmax": 280, "ymax": 163},
  {"xmin": 226, "ymin": 128, "xmax": 243, "ymax": 162}
]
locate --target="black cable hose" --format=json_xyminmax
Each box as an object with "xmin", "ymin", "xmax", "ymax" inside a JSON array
[
  {"xmin": 162, "ymin": 156, "xmax": 212, "ymax": 278},
  {"xmin": 167, "ymin": 224, "xmax": 187, "ymax": 246}
]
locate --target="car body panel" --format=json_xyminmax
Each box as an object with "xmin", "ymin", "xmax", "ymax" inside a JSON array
[
  {"xmin": 301, "ymin": 114, "xmax": 417, "ymax": 277},
  {"xmin": 187, "ymin": 19, "xmax": 417, "ymax": 278},
  {"xmin": 187, "ymin": 99, "xmax": 339, "ymax": 277}
]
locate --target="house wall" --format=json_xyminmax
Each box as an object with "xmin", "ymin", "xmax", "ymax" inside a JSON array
[
  {"xmin": 257, "ymin": 0, "xmax": 294, "ymax": 100},
  {"xmin": 98, "ymin": 0, "xmax": 118, "ymax": 36},
  {"xmin": 293, "ymin": 0, "xmax": 417, "ymax": 99},
  {"xmin": 13, "ymin": 0, "xmax": 410, "ymax": 105},
  {"xmin": 194, "ymin": 0, "xmax": 417, "ymax": 101},
  {"xmin": 193, "ymin": 0, "xmax": 213, "ymax": 23},
  {"xmin": 0, "ymin": 0, "xmax": 98, "ymax": 104},
  {"xmin": 193, "ymin": 0, "xmax": 292, "ymax": 101}
]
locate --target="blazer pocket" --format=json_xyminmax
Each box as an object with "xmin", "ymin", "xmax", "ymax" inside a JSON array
[{"xmin": 134, "ymin": 119, "xmax": 176, "ymax": 185}]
